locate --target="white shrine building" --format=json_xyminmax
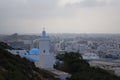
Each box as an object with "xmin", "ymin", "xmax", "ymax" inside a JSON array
[
  {"xmin": 30, "ymin": 29, "xmax": 55, "ymax": 68},
  {"xmin": 8, "ymin": 29, "xmax": 55, "ymax": 69}
]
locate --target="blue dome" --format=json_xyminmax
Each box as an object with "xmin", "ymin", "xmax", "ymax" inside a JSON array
[{"xmin": 29, "ymin": 48, "xmax": 40, "ymax": 55}]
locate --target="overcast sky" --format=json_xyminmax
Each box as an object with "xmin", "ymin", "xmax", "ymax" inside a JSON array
[{"xmin": 0, "ymin": 0, "xmax": 120, "ymax": 34}]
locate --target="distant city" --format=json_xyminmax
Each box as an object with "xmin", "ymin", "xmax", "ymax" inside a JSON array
[{"xmin": 1, "ymin": 33, "xmax": 120, "ymax": 59}]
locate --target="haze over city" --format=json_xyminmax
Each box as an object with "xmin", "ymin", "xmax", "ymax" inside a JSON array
[{"xmin": 0, "ymin": 0, "xmax": 120, "ymax": 34}]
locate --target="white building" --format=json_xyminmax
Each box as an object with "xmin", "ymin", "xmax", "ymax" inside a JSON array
[
  {"xmin": 8, "ymin": 29, "xmax": 55, "ymax": 69},
  {"xmin": 32, "ymin": 30, "xmax": 50, "ymax": 55},
  {"xmin": 82, "ymin": 53, "xmax": 100, "ymax": 60},
  {"xmin": 31, "ymin": 29, "xmax": 55, "ymax": 68},
  {"xmin": 7, "ymin": 49, "xmax": 28, "ymax": 58}
]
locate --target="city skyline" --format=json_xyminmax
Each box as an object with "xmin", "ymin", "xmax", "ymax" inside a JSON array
[{"xmin": 0, "ymin": 0, "xmax": 120, "ymax": 34}]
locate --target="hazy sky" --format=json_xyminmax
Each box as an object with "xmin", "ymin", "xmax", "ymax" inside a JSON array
[{"xmin": 0, "ymin": 0, "xmax": 120, "ymax": 34}]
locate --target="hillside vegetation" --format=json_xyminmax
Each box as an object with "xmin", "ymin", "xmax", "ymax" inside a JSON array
[
  {"xmin": 55, "ymin": 52, "xmax": 120, "ymax": 80},
  {"xmin": 0, "ymin": 42, "xmax": 57, "ymax": 80}
]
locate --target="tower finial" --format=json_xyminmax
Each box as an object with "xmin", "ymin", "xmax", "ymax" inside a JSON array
[
  {"xmin": 42, "ymin": 27, "xmax": 46, "ymax": 37},
  {"xmin": 43, "ymin": 27, "xmax": 45, "ymax": 31}
]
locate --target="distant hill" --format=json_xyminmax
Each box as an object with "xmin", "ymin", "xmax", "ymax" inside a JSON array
[{"xmin": 0, "ymin": 42, "xmax": 57, "ymax": 80}]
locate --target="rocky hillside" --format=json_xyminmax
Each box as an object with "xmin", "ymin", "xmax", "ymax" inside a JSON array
[{"xmin": 0, "ymin": 42, "xmax": 57, "ymax": 80}]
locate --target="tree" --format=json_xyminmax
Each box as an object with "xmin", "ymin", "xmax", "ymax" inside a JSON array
[
  {"xmin": 55, "ymin": 52, "xmax": 89, "ymax": 73},
  {"xmin": 55, "ymin": 52, "xmax": 120, "ymax": 80}
]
